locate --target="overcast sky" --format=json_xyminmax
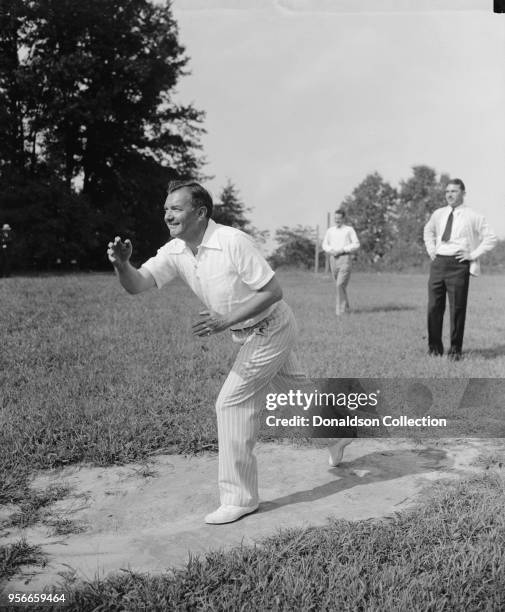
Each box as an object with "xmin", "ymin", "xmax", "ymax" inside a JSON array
[{"xmin": 171, "ymin": 0, "xmax": 505, "ymax": 238}]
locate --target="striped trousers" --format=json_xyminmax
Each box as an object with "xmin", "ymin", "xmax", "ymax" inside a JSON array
[{"xmin": 216, "ymin": 300, "xmax": 304, "ymax": 506}]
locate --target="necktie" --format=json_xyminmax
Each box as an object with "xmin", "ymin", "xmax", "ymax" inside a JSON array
[{"xmin": 441, "ymin": 210, "xmax": 453, "ymax": 242}]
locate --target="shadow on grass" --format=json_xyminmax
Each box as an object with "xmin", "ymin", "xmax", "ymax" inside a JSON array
[
  {"xmin": 466, "ymin": 345, "xmax": 505, "ymax": 359},
  {"xmin": 259, "ymin": 447, "xmax": 447, "ymax": 514},
  {"xmin": 351, "ymin": 304, "xmax": 417, "ymax": 314}
]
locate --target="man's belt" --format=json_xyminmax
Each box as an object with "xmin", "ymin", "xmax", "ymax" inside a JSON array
[{"xmin": 230, "ymin": 315, "xmax": 270, "ymax": 333}]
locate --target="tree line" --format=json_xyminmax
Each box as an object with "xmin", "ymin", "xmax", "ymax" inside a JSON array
[
  {"xmin": 0, "ymin": 0, "xmax": 205, "ymax": 270},
  {"xmin": 1, "ymin": 3, "xmax": 501, "ymax": 273},
  {"xmin": 269, "ymin": 165, "xmax": 504, "ymax": 272}
]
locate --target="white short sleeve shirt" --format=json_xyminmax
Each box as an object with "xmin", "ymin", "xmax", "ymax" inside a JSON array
[{"xmin": 140, "ymin": 219, "xmax": 275, "ymax": 328}]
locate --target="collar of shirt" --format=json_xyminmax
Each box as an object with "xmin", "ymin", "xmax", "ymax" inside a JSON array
[
  {"xmin": 168, "ymin": 218, "xmax": 223, "ymax": 254},
  {"xmin": 444, "ymin": 204, "xmax": 467, "ymax": 217}
]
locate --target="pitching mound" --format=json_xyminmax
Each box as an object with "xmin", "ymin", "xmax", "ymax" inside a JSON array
[{"xmin": 1, "ymin": 438, "xmax": 498, "ymax": 593}]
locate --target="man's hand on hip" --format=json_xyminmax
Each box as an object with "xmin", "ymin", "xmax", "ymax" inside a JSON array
[
  {"xmin": 455, "ymin": 249, "xmax": 471, "ymax": 262},
  {"xmin": 192, "ymin": 310, "xmax": 230, "ymax": 337}
]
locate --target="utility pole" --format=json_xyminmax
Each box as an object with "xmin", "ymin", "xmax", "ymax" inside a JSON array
[
  {"xmin": 324, "ymin": 211, "xmax": 330, "ymax": 274},
  {"xmin": 314, "ymin": 225, "xmax": 319, "ymax": 273}
]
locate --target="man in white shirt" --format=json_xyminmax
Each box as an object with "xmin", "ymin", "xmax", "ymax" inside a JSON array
[
  {"xmin": 107, "ymin": 181, "xmax": 352, "ymax": 524},
  {"xmin": 322, "ymin": 210, "xmax": 360, "ymax": 315},
  {"xmin": 423, "ymin": 179, "xmax": 497, "ymax": 360}
]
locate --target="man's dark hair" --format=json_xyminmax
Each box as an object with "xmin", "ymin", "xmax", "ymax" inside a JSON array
[
  {"xmin": 167, "ymin": 180, "xmax": 213, "ymax": 218},
  {"xmin": 447, "ymin": 178, "xmax": 466, "ymax": 192},
  {"xmin": 334, "ymin": 209, "xmax": 345, "ymax": 217}
]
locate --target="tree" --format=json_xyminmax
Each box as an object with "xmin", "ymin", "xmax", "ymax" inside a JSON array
[
  {"xmin": 390, "ymin": 165, "xmax": 450, "ymax": 266},
  {"xmin": 0, "ymin": 0, "xmax": 206, "ymax": 269},
  {"xmin": 212, "ymin": 180, "xmax": 251, "ymax": 230},
  {"xmin": 20, "ymin": 0, "xmax": 205, "ymax": 189},
  {"xmin": 212, "ymin": 179, "xmax": 269, "ymax": 245},
  {"xmin": 398, "ymin": 165, "xmax": 449, "ymax": 244},
  {"xmin": 0, "ymin": 0, "xmax": 28, "ymax": 174},
  {"xmin": 340, "ymin": 172, "xmax": 398, "ymax": 264},
  {"xmin": 269, "ymin": 226, "xmax": 322, "ymax": 270}
]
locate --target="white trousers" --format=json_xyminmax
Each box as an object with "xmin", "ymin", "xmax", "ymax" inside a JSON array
[
  {"xmin": 216, "ymin": 300, "xmax": 304, "ymax": 506},
  {"xmin": 330, "ymin": 255, "xmax": 352, "ymax": 315}
]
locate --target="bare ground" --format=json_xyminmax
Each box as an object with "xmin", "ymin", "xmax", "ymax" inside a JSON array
[{"xmin": 1, "ymin": 438, "xmax": 501, "ymax": 594}]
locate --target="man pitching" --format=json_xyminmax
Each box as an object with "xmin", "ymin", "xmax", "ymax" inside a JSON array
[{"xmin": 108, "ymin": 180, "xmax": 350, "ymax": 524}]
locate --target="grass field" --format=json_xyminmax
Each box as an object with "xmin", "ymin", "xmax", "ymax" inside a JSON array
[
  {"xmin": 1, "ymin": 270, "xmax": 505, "ymax": 607},
  {"xmin": 1, "ymin": 270, "xmax": 504, "ymax": 495}
]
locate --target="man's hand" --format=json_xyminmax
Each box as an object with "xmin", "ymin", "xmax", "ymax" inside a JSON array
[
  {"xmin": 429, "ymin": 253, "xmax": 436, "ymax": 261},
  {"xmin": 107, "ymin": 236, "xmax": 132, "ymax": 268},
  {"xmin": 455, "ymin": 249, "xmax": 471, "ymax": 263},
  {"xmin": 192, "ymin": 310, "xmax": 230, "ymax": 337}
]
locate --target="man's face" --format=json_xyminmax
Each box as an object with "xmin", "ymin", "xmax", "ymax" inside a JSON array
[
  {"xmin": 445, "ymin": 184, "xmax": 465, "ymax": 208},
  {"xmin": 164, "ymin": 188, "xmax": 205, "ymax": 240},
  {"xmin": 334, "ymin": 213, "xmax": 344, "ymax": 227}
]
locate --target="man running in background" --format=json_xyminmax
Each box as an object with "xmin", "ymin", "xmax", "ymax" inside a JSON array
[{"xmin": 322, "ymin": 210, "xmax": 360, "ymax": 315}]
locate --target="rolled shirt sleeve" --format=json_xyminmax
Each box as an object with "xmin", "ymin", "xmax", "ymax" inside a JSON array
[
  {"xmin": 228, "ymin": 233, "xmax": 275, "ymax": 290},
  {"xmin": 469, "ymin": 214, "xmax": 497, "ymax": 261},
  {"xmin": 322, "ymin": 229, "xmax": 332, "ymax": 253},
  {"xmin": 423, "ymin": 212, "xmax": 438, "ymax": 259},
  {"xmin": 343, "ymin": 227, "xmax": 360, "ymax": 254},
  {"xmin": 139, "ymin": 244, "xmax": 178, "ymax": 288}
]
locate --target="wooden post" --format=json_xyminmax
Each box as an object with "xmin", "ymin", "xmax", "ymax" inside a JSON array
[{"xmin": 324, "ymin": 211, "xmax": 330, "ymax": 274}]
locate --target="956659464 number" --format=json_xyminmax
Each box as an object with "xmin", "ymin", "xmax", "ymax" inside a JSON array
[{"xmin": 6, "ymin": 593, "xmax": 66, "ymax": 604}]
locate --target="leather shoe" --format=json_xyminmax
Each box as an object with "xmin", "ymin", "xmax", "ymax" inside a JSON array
[{"xmin": 205, "ymin": 504, "xmax": 259, "ymax": 525}]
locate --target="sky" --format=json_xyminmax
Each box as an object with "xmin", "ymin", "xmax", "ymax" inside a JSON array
[{"xmin": 171, "ymin": 0, "xmax": 505, "ymax": 239}]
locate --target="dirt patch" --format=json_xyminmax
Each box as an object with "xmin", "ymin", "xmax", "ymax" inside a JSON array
[{"xmin": 1, "ymin": 438, "xmax": 501, "ymax": 593}]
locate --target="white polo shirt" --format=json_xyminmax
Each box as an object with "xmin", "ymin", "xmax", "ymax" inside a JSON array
[{"xmin": 140, "ymin": 219, "xmax": 275, "ymax": 329}]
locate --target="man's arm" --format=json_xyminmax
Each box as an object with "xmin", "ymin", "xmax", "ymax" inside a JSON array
[
  {"xmin": 192, "ymin": 275, "xmax": 283, "ymax": 337},
  {"xmin": 342, "ymin": 228, "xmax": 360, "ymax": 254},
  {"xmin": 469, "ymin": 216, "xmax": 497, "ymax": 261},
  {"xmin": 423, "ymin": 213, "xmax": 438, "ymax": 260},
  {"xmin": 226, "ymin": 274, "xmax": 282, "ymax": 328},
  {"xmin": 321, "ymin": 229, "xmax": 337, "ymax": 255},
  {"xmin": 107, "ymin": 236, "xmax": 156, "ymax": 294}
]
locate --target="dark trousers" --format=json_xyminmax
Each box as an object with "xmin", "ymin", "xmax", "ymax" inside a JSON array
[
  {"xmin": 427, "ymin": 255, "xmax": 470, "ymax": 355},
  {"xmin": 0, "ymin": 249, "xmax": 11, "ymax": 278}
]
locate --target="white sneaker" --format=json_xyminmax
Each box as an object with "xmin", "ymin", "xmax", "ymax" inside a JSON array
[
  {"xmin": 328, "ymin": 439, "xmax": 353, "ymax": 467},
  {"xmin": 204, "ymin": 504, "xmax": 259, "ymax": 525}
]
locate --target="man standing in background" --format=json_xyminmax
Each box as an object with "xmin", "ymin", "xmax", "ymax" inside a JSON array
[
  {"xmin": 322, "ymin": 210, "xmax": 360, "ymax": 315},
  {"xmin": 423, "ymin": 178, "xmax": 497, "ymax": 360},
  {"xmin": 1, "ymin": 224, "xmax": 12, "ymax": 278}
]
